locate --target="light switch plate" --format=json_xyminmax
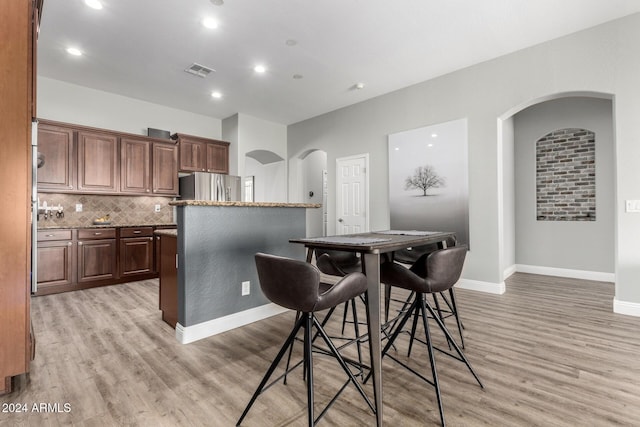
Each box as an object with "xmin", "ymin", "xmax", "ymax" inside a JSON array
[
  {"xmin": 625, "ymin": 200, "xmax": 640, "ymax": 213},
  {"xmin": 242, "ymin": 281, "xmax": 250, "ymax": 296},
  {"xmin": 75, "ymin": 203, "xmax": 83, "ymax": 212},
  {"xmin": 154, "ymin": 204, "xmax": 161, "ymax": 212}
]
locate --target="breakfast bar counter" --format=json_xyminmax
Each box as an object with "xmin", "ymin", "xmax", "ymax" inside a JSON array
[{"xmin": 168, "ymin": 200, "xmax": 320, "ymax": 343}]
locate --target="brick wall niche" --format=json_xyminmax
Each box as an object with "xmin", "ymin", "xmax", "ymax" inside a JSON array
[{"xmin": 536, "ymin": 128, "xmax": 595, "ymax": 221}]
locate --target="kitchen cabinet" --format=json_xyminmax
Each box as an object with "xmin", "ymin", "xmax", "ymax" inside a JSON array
[
  {"xmin": 120, "ymin": 138, "xmax": 179, "ymax": 196},
  {"xmin": 36, "ymin": 230, "xmax": 74, "ymax": 293},
  {"xmin": 157, "ymin": 232, "xmax": 178, "ymax": 328},
  {"xmin": 152, "ymin": 142, "xmax": 179, "ymax": 195},
  {"xmin": 119, "ymin": 227, "xmax": 154, "ymax": 277},
  {"xmin": 120, "ymin": 137, "xmax": 151, "ymax": 194},
  {"xmin": 77, "ymin": 228, "xmax": 117, "ymax": 283},
  {"xmin": 175, "ymin": 133, "xmax": 230, "ymax": 174},
  {"xmin": 2, "ymin": 0, "xmax": 41, "ymax": 394},
  {"xmin": 77, "ymin": 131, "xmax": 119, "ymax": 193},
  {"xmin": 37, "ymin": 123, "xmax": 75, "ymax": 191},
  {"xmin": 206, "ymin": 141, "xmax": 229, "ymax": 174}
]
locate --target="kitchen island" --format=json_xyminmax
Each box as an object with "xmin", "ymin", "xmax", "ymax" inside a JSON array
[{"xmin": 169, "ymin": 201, "xmax": 320, "ymax": 343}]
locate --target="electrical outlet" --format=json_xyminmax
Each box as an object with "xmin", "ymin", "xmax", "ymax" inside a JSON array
[
  {"xmin": 242, "ymin": 281, "xmax": 250, "ymax": 296},
  {"xmin": 154, "ymin": 204, "xmax": 161, "ymax": 212},
  {"xmin": 75, "ymin": 203, "xmax": 83, "ymax": 212}
]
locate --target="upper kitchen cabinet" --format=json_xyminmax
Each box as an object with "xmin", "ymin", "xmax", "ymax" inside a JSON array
[
  {"xmin": 77, "ymin": 131, "xmax": 119, "ymax": 193},
  {"xmin": 120, "ymin": 137, "xmax": 151, "ymax": 194},
  {"xmin": 206, "ymin": 141, "xmax": 229, "ymax": 174},
  {"xmin": 174, "ymin": 133, "xmax": 229, "ymax": 174},
  {"xmin": 152, "ymin": 142, "xmax": 179, "ymax": 195},
  {"xmin": 37, "ymin": 123, "xmax": 76, "ymax": 191},
  {"xmin": 122, "ymin": 138, "xmax": 178, "ymax": 196}
]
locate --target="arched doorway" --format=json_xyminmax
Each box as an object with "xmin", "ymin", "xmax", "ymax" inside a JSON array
[{"xmin": 499, "ymin": 92, "xmax": 615, "ymax": 283}]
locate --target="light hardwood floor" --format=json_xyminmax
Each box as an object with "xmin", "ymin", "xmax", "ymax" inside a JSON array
[{"xmin": 2, "ymin": 273, "xmax": 640, "ymax": 426}]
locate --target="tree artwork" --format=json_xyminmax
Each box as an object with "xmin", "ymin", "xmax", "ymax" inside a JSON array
[{"xmin": 404, "ymin": 165, "xmax": 445, "ymax": 196}]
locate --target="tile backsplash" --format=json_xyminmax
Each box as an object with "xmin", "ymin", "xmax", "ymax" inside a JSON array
[{"xmin": 37, "ymin": 193, "xmax": 175, "ymax": 227}]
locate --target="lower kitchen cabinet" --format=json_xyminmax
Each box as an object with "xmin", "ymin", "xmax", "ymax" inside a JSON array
[
  {"xmin": 77, "ymin": 228, "xmax": 117, "ymax": 283},
  {"xmin": 36, "ymin": 225, "xmax": 176, "ymax": 295},
  {"xmin": 120, "ymin": 227, "xmax": 154, "ymax": 277},
  {"xmin": 36, "ymin": 229, "xmax": 74, "ymax": 293}
]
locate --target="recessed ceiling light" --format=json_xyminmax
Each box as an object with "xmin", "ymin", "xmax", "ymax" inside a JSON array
[
  {"xmin": 285, "ymin": 39, "xmax": 298, "ymax": 47},
  {"xmin": 431, "ymin": 133, "xmax": 438, "ymax": 138},
  {"xmin": 202, "ymin": 17, "xmax": 218, "ymax": 29},
  {"xmin": 292, "ymin": 74, "xmax": 303, "ymax": 80},
  {"xmin": 66, "ymin": 47, "xmax": 82, "ymax": 56},
  {"xmin": 428, "ymin": 143, "xmax": 434, "ymax": 148},
  {"xmin": 254, "ymin": 65, "xmax": 266, "ymax": 73},
  {"xmin": 355, "ymin": 82, "xmax": 365, "ymax": 90},
  {"xmin": 210, "ymin": 0, "xmax": 224, "ymax": 5},
  {"xmin": 84, "ymin": 0, "xmax": 103, "ymax": 10},
  {"xmin": 211, "ymin": 91, "xmax": 222, "ymax": 99}
]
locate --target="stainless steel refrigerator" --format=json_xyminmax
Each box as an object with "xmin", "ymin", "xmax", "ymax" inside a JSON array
[{"xmin": 179, "ymin": 172, "xmax": 242, "ymax": 201}]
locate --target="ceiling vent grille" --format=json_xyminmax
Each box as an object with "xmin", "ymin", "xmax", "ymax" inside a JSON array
[{"xmin": 184, "ymin": 63, "xmax": 215, "ymax": 78}]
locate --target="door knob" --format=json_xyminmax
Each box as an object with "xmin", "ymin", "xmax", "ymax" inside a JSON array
[{"xmin": 338, "ymin": 218, "xmax": 344, "ymax": 223}]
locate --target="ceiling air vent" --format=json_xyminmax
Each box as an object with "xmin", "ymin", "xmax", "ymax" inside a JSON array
[{"xmin": 184, "ymin": 63, "xmax": 215, "ymax": 78}]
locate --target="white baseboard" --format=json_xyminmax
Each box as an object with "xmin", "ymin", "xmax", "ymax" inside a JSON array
[
  {"xmin": 176, "ymin": 303, "xmax": 290, "ymax": 344},
  {"xmin": 456, "ymin": 278, "xmax": 506, "ymax": 294},
  {"xmin": 503, "ymin": 264, "xmax": 517, "ymax": 280},
  {"xmin": 515, "ymin": 264, "xmax": 614, "ymax": 282},
  {"xmin": 613, "ymin": 298, "xmax": 640, "ymax": 317}
]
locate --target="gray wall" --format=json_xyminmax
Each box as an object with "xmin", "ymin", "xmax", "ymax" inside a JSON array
[
  {"xmin": 177, "ymin": 206, "xmax": 306, "ymax": 327},
  {"xmin": 514, "ymin": 97, "xmax": 614, "ymax": 272},
  {"xmin": 288, "ymin": 13, "xmax": 640, "ymax": 307}
]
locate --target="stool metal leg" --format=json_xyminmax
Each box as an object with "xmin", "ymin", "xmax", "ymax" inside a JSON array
[
  {"xmin": 304, "ymin": 313, "xmax": 314, "ymax": 426},
  {"xmin": 419, "ymin": 294, "xmax": 446, "ymax": 427},
  {"xmin": 237, "ymin": 315, "xmax": 306, "ymax": 426}
]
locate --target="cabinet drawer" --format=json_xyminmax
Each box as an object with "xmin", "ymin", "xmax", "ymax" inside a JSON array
[
  {"xmin": 37, "ymin": 229, "xmax": 72, "ymax": 241},
  {"xmin": 120, "ymin": 227, "xmax": 153, "ymax": 238},
  {"xmin": 78, "ymin": 228, "xmax": 116, "ymax": 240}
]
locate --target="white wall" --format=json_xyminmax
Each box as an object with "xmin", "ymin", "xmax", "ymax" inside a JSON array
[
  {"xmin": 288, "ymin": 13, "xmax": 640, "ymax": 309},
  {"xmin": 38, "ymin": 77, "xmax": 221, "ymax": 138},
  {"xmin": 223, "ymin": 113, "xmax": 287, "ymax": 201},
  {"xmin": 302, "ymin": 150, "xmax": 327, "ymax": 236},
  {"xmin": 500, "ymin": 117, "xmax": 516, "ymax": 278},
  {"xmin": 513, "ymin": 96, "xmax": 614, "ymax": 273}
]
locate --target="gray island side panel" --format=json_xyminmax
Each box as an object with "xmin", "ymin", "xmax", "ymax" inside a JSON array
[{"xmin": 177, "ymin": 205, "xmax": 307, "ymax": 327}]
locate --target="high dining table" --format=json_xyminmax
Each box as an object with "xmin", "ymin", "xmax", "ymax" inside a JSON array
[{"xmin": 290, "ymin": 230, "xmax": 456, "ymax": 426}]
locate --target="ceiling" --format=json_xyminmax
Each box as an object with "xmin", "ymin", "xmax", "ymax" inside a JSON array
[{"xmin": 38, "ymin": 0, "xmax": 640, "ymax": 126}]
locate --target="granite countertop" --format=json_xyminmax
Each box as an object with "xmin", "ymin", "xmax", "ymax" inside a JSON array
[
  {"xmin": 170, "ymin": 201, "xmax": 321, "ymax": 208},
  {"xmin": 37, "ymin": 223, "xmax": 177, "ymax": 230},
  {"xmin": 154, "ymin": 229, "xmax": 177, "ymax": 237}
]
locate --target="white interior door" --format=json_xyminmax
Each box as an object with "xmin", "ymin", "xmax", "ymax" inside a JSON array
[{"xmin": 336, "ymin": 154, "xmax": 369, "ymax": 234}]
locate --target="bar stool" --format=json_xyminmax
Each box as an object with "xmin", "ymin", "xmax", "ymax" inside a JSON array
[
  {"xmin": 237, "ymin": 253, "xmax": 376, "ymax": 426},
  {"xmin": 394, "ymin": 236, "xmax": 466, "ymax": 349},
  {"xmin": 378, "ymin": 246, "xmax": 483, "ymax": 426}
]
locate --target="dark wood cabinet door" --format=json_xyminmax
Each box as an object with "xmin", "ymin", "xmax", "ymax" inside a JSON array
[
  {"xmin": 178, "ymin": 138, "xmax": 206, "ymax": 172},
  {"xmin": 158, "ymin": 235, "xmax": 178, "ymax": 328},
  {"xmin": 37, "ymin": 124, "xmax": 75, "ymax": 191},
  {"xmin": 152, "ymin": 142, "xmax": 178, "ymax": 195},
  {"xmin": 206, "ymin": 142, "xmax": 229, "ymax": 174},
  {"xmin": 120, "ymin": 237, "xmax": 154, "ymax": 277},
  {"xmin": 77, "ymin": 239, "xmax": 117, "ymax": 282},
  {"xmin": 77, "ymin": 131, "xmax": 119, "ymax": 193},
  {"xmin": 37, "ymin": 240, "xmax": 74, "ymax": 289},
  {"xmin": 120, "ymin": 138, "xmax": 151, "ymax": 194}
]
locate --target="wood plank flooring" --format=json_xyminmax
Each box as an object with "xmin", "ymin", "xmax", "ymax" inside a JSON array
[{"xmin": 2, "ymin": 273, "xmax": 640, "ymax": 426}]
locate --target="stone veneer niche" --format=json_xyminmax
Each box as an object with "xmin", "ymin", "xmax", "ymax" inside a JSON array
[
  {"xmin": 36, "ymin": 193, "xmax": 175, "ymax": 227},
  {"xmin": 536, "ymin": 128, "xmax": 595, "ymax": 221}
]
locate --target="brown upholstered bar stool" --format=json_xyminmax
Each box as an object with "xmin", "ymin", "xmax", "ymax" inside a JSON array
[
  {"xmin": 236, "ymin": 253, "xmax": 376, "ymax": 426},
  {"xmin": 393, "ymin": 236, "xmax": 466, "ymax": 349},
  {"xmin": 377, "ymin": 246, "xmax": 483, "ymax": 427}
]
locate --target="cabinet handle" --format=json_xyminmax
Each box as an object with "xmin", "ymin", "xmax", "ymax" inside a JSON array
[
  {"xmin": 69, "ymin": 185, "xmax": 73, "ymax": 189},
  {"xmin": 78, "ymin": 242, "xmax": 83, "ymax": 246},
  {"xmin": 133, "ymin": 230, "xmax": 142, "ymax": 234},
  {"xmin": 149, "ymin": 237, "xmax": 153, "ymax": 241},
  {"xmin": 68, "ymin": 242, "xmax": 72, "ymax": 246},
  {"xmin": 94, "ymin": 232, "xmax": 102, "ymax": 236},
  {"xmin": 45, "ymin": 234, "xmax": 54, "ymax": 237},
  {"xmin": 146, "ymin": 189, "xmax": 150, "ymax": 192}
]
